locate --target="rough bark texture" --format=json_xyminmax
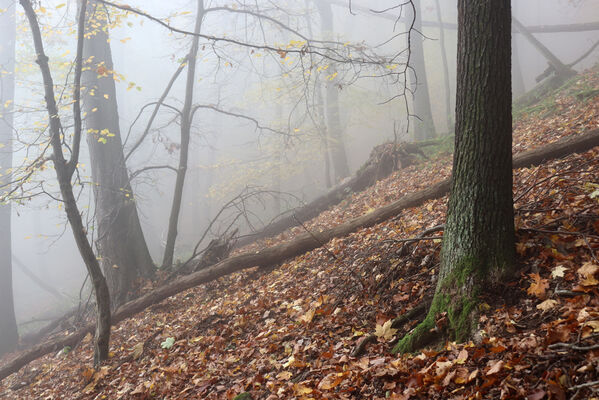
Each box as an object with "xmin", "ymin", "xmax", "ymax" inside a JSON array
[
  {"xmin": 2, "ymin": 128, "xmax": 599, "ymax": 381},
  {"xmin": 409, "ymin": 0, "xmax": 437, "ymax": 140},
  {"xmin": 0, "ymin": 0, "xmax": 19, "ymax": 358},
  {"xmin": 162, "ymin": 0, "xmax": 204, "ymax": 268},
  {"xmin": 20, "ymin": 0, "xmax": 111, "ymax": 366},
  {"xmin": 82, "ymin": 0, "xmax": 155, "ymax": 307},
  {"xmin": 395, "ymin": 0, "xmax": 514, "ymax": 353},
  {"xmin": 315, "ymin": 0, "xmax": 350, "ymax": 181}
]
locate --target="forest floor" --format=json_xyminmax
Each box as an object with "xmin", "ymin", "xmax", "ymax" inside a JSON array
[{"xmin": 1, "ymin": 66, "xmax": 599, "ymax": 399}]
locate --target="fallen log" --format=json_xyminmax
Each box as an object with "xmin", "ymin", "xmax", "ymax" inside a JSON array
[
  {"xmin": 1, "ymin": 129, "xmax": 598, "ymax": 382},
  {"xmin": 236, "ymin": 140, "xmax": 440, "ymax": 247}
]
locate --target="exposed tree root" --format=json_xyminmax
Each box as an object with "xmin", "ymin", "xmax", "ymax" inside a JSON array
[{"xmin": 351, "ymin": 299, "xmax": 430, "ymax": 357}]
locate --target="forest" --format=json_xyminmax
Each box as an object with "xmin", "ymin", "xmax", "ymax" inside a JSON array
[{"xmin": 0, "ymin": 0, "xmax": 599, "ymax": 398}]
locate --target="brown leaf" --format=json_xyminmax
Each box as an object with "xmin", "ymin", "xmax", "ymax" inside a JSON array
[
  {"xmin": 486, "ymin": 360, "xmax": 504, "ymax": 376},
  {"xmin": 527, "ymin": 273, "xmax": 550, "ymax": 299}
]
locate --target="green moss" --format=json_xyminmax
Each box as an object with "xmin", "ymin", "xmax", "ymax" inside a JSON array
[
  {"xmin": 233, "ymin": 393, "xmax": 252, "ymax": 400},
  {"xmin": 393, "ymin": 256, "xmax": 482, "ymax": 354}
]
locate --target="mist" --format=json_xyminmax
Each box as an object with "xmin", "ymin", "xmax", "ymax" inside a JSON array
[{"xmin": 1, "ymin": 0, "xmax": 597, "ymax": 357}]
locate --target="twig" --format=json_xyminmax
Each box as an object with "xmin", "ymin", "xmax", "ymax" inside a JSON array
[{"xmin": 569, "ymin": 380, "xmax": 599, "ymax": 391}]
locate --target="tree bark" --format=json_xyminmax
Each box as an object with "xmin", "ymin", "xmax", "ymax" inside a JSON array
[
  {"xmin": 314, "ymin": 0, "xmax": 350, "ymax": 181},
  {"xmin": 409, "ymin": 0, "xmax": 436, "ymax": 140},
  {"xmin": 82, "ymin": 0, "xmax": 155, "ymax": 308},
  {"xmin": 0, "ymin": 0, "xmax": 19, "ymax": 358},
  {"xmin": 19, "ymin": 0, "xmax": 111, "ymax": 366},
  {"xmin": 2, "ymin": 127, "xmax": 599, "ymax": 381},
  {"xmin": 162, "ymin": 0, "xmax": 205, "ymax": 268},
  {"xmin": 395, "ymin": 0, "xmax": 514, "ymax": 353}
]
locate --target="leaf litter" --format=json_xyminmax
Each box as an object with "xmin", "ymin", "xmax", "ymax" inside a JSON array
[{"xmin": 1, "ymin": 67, "xmax": 599, "ymax": 399}]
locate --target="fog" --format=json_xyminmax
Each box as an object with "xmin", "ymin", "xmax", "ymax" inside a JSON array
[{"xmin": 1, "ymin": 0, "xmax": 597, "ymax": 339}]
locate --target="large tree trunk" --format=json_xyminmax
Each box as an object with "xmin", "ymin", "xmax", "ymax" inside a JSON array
[
  {"xmin": 395, "ymin": 0, "xmax": 514, "ymax": 353},
  {"xmin": 82, "ymin": 0, "xmax": 155, "ymax": 307},
  {"xmin": 314, "ymin": 0, "xmax": 350, "ymax": 181},
  {"xmin": 2, "ymin": 127, "xmax": 599, "ymax": 381},
  {"xmin": 0, "ymin": 0, "xmax": 19, "ymax": 358},
  {"xmin": 409, "ymin": 0, "xmax": 437, "ymax": 140},
  {"xmin": 162, "ymin": 0, "xmax": 205, "ymax": 268},
  {"xmin": 20, "ymin": 0, "xmax": 111, "ymax": 366}
]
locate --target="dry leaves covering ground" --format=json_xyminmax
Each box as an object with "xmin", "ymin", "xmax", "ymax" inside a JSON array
[{"xmin": 1, "ymin": 67, "xmax": 599, "ymax": 399}]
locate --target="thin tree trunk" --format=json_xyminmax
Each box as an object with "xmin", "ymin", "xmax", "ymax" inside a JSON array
[
  {"xmin": 82, "ymin": 0, "xmax": 155, "ymax": 308},
  {"xmin": 512, "ymin": 33, "xmax": 526, "ymax": 98},
  {"xmin": 0, "ymin": 0, "xmax": 19, "ymax": 358},
  {"xmin": 20, "ymin": 0, "xmax": 111, "ymax": 366},
  {"xmin": 314, "ymin": 0, "xmax": 350, "ymax": 181},
  {"xmin": 433, "ymin": 0, "xmax": 453, "ymax": 133},
  {"xmin": 409, "ymin": 0, "xmax": 437, "ymax": 140},
  {"xmin": 304, "ymin": 1, "xmax": 333, "ymax": 187},
  {"xmin": 395, "ymin": 0, "xmax": 514, "ymax": 353},
  {"xmin": 162, "ymin": 0, "xmax": 205, "ymax": 268}
]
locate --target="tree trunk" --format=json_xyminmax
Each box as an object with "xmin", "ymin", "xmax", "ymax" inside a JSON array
[
  {"xmin": 314, "ymin": 0, "xmax": 350, "ymax": 181},
  {"xmin": 82, "ymin": 0, "xmax": 155, "ymax": 308},
  {"xmin": 162, "ymin": 0, "xmax": 205, "ymax": 268},
  {"xmin": 433, "ymin": 0, "xmax": 453, "ymax": 133},
  {"xmin": 0, "ymin": 0, "xmax": 19, "ymax": 358},
  {"xmin": 409, "ymin": 0, "xmax": 437, "ymax": 140},
  {"xmin": 20, "ymin": 0, "xmax": 111, "ymax": 366},
  {"xmin": 2, "ymin": 127, "xmax": 599, "ymax": 381},
  {"xmin": 395, "ymin": 0, "xmax": 514, "ymax": 353}
]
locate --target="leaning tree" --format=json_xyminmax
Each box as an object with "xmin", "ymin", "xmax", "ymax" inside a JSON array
[
  {"xmin": 395, "ymin": 0, "xmax": 515, "ymax": 352},
  {"xmin": 20, "ymin": 0, "xmax": 111, "ymax": 366}
]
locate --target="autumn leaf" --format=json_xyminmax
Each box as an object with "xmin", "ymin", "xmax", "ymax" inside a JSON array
[
  {"xmin": 551, "ymin": 265, "xmax": 568, "ymax": 279},
  {"xmin": 318, "ymin": 372, "xmax": 344, "ymax": 390},
  {"xmin": 577, "ymin": 262, "xmax": 599, "ymax": 286},
  {"xmin": 131, "ymin": 342, "xmax": 144, "ymax": 360},
  {"xmin": 486, "ymin": 360, "xmax": 504, "ymax": 376},
  {"xmin": 455, "ymin": 348, "xmax": 468, "ymax": 364},
  {"xmin": 536, "ymin": 299, "xmax": 559, "ymax": 312},
  {"xmin": 298, "ymin": 308, "xmax": 315, "ymax": 324},
  {"xmin": 527, "ymin": 273, "xmax": 550, "ymax": 299},
  {"xmin": 374, "ymin": 319, "xmax": 397, "ymax": 341}
]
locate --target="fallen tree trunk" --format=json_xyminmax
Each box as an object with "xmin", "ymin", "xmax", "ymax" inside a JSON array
[
  {"xmin": 1, "ymin": 129, "xmax": 598, "ymax": 382},
  {"xmin": 236, "ymin": 140, "xmax": 438, "ymax": 247}
]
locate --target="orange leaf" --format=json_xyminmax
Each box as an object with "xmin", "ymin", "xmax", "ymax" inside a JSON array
[{"xmin": 527, "ymin": 273, "xmax": 549, "ymax": 299}]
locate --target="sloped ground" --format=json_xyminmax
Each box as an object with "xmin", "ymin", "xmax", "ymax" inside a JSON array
[{"xmin": 1, "ymin": 67, "xmax": 599, "ymax": 399}]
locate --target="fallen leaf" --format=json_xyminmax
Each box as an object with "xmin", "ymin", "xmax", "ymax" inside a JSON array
[
  {"xmin": 537, "ymin": 299, "xmax": 559, "ymax": 311},
  {"xmin": 318, "ymin": 373, "xmax": 344, "ymax": 390},
  {"xmin": 486, "ymin": 360, "xmax": 504, "ymax": 376},
  {"xmin": 551, "ymin": 265, "xmax": 568, "ymax": 278},
  {"xmin": 375, "ymin": 319, "xmax": 398, "ymax": 341},
  {"xmin": 527, "ymin": 273, "xmax": 550, "ymax": 299},
  {"xmin": 578, "ymin": 262, "xmax": 599, "ymax": 286}
]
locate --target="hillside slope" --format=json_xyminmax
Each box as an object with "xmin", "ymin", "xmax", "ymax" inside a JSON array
[{"xmin": 1, "ymin": 66, "xmax": 599, "ymax": 399}]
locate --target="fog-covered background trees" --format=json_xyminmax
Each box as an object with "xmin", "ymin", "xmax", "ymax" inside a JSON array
[{"xmin": 1, "ymin": 0, "xmax": 598, "ymax": 356}]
